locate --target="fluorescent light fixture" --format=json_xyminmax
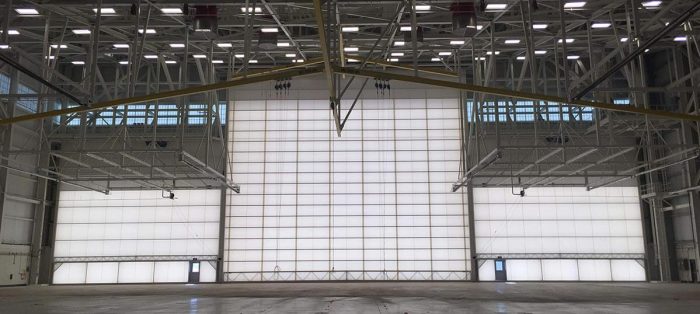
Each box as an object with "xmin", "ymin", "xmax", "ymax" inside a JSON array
[
  {"xmin": 394, "ymin": 41, "xmax": 405, "ymax": 46},
  {"xmin": 194, "ymin": 28, "xmax": 211, "ymax": 32},
  {"xmin": 391, "ymin": 52, "xmax": 404, "ymax": 57},
  {"xmin": 160, "ymin": 8, "xmax": 183, "ymax": 14},
  {"xmin": 517, "ymin": 56, "xmax": 526, "ymax": 60},
  {"xmin": 192, "ymin": 54, "xmax": 207, "ymax": 58},
  {"xmin": 415, "ymin": 5, "xmax": 431, "ymax": 11},
  {"xmin": 93, "ymin": 8, "xmax": 116, "ymax": 14},
  {"xmin": 450, "ymin": 40, "xmax": 465, "ymax": 45},
  {"xmin": 642, "ymin": 1, "xmax": 661, "ymax": 7},
  {"xmin": 241, "ymin": 7, "xmax": 262, "ymax": 13},
  {"xmin": 164, "ymin": 60, "xmax": 177, "ymax": 64},
  {"xmin": 620, "ymin": 37, "xmax": 629, "ymax": 42},
  {"xmin": 342, "ymin": 26, "xmax": 359, "ymax": 32},
  {"xmin": 674, "ymin": 36, "xmax": 688, "ymax": 42},
  {"xmin": 211, "ymin": 60, "xmax": 224, "ymax": 64},
  {"xmin": 644, "ymin": 49, "xmax": 650, "ymax": 53},
  {"xmin": 138, "ymin": 29, "xmax": 156, "ymax": 34},
  {"xmin": 113, "ymin": 43, "xmax": 129, "ymax": 48},
  {"xmin": 144, "ymin": 54, "xmax": 158, "ymax": 59},
  {"xmin": 347, "ymin": 58, "xmax": 359, "ymax": 63},
  {"xmin": 0, "ymin": 45, "xmax": 9, "ymax": 49},
  {"xmin": 533, "ymin": 24, "xmax": 548, "ymax": 29},
  {"xmin": 558, "ymin": 38, "xmax": 575, "ymax": 43},
  {"xmin": 0, "ymin": 30, "xmax": 20, "ymax": 35},
  {"xmin": 292, "ymin": 59, "xmax": 305, "ymax": 63},
  {"xmin": 277, "ymin": 42, "xmax": 290, "ymax": 47},
  {"xmin": 400, "ymin": 26, "xmax": 412, "ymax": 31},
  {"xmin": 118, "ymin": 61, "xmax": 129, "ymax": 65},
  {"xmin": 387, "ymin": 58, "xmax": 399, "ymax": 62},
  {"xmin": 485, "ymin": 4, "xmax": 508, "ymax": 10},
  {"xmin": 16, "ymin": 8, "xmax": 39, "ymax": 15},
  {"xmin": 45, "ymin": 56, "xmax": 55, "ymax": 60},
  {"xmin": 216, "ymin": 43, "xmax": 232, "ymax": 48},
  {"xmin": 431, "ymin": 57, "xmax": 441, "ymax": 62},
  {"xmin": 51, "ymin": 44, "xmax": 68, "ymax": 49},
  {"xmin": 476, "ymin": 25, "xmax": 484, "ymax": 30},
  {"xmin": 438, "ymin": 51, "xmax": 452, "ymax": 56},
  {"xmin": 564, "ymin": 2, "xmax": 586, "ymax": 8},
  {"xmin": 248, "ymin": 59, "xmax": 258, "ymax": 63},
  {"xmin": 72, "ymin": 29, "xmax": 91, "ymax": 35},
  {"xmin": 344, "ymin": 47, "xmax": 359, "ymax": 52},
  {"xmin": 285, "ymin": 53, "xmax": 296, "ymax": 57},
  {"xmin": 260, "ymin": 27, "xmax": 278, "ymax": 33},
  {"xmin": 535, "ymin": 50, "xmax": 547, "ymax": 55},
  {"xmin": 71, "ymin": 61, "xmax": 85, "ymax": 65},
  {"xmin": 567, "ymin": 55, "xmax": 580, "ymax": 60},
  {"xmin": 235, "ymin": 54, "xmax": 244, "ymax": 58},
  {"xmin": 475, "ymin": 57, "xmax": 486, "ymax": 61},
  {"xmin": 486, "ymin": 51, "xmax": 500, "ymax": 55},
  {"xmin": 170, "ymin": 43, "xmax": 185, "ymax": 48},
  {"xmin": 591, "ymin": 23, "xmax": 611, "ymax": 28},
  {"xmin": 504, "ymin": 39, "xmax": 521, "ymax": 44}
]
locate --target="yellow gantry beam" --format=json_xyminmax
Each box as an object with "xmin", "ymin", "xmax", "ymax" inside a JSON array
[
  {"xmin": 334, "ymin": 66, "xmax": 700, "ymax": 122},
  {"xmin": 0, "ymin": 66, "xmax": 324, "ymax": 125}
]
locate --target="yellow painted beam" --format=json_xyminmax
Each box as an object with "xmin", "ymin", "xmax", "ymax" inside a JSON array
[
  {"xmin": 347, "ymin": 55, "xmax": 458, "ymax": 78},
  {"xmin": 0, "ymin": 66, "xmax": 323, "ymax": 125},
  {"xmin": 335, "ymin": 66, "xmax": 700, "ymax": 122}
]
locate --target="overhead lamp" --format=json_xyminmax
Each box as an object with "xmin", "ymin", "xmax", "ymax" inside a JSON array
[
  {"xmin": 400, "ymin": 26, "xmax": 412, "ymax": 31},
  {"xmin": 285, "ymin": 53, "xmax": 296, "ymax": 57},
  {"xmin": 71, "ymin": 61, "xmax": 85, "ymax": 65},
  {"xmin": 0, "ymin": 30, "xmax": 20, "ymax": 35},
  {"xmin": 277, "ymin": 42, "xmax": 290, "ymax": 47},
  {"xmin": 486, "ymin": 51, "xmax": 500, "ymax": 55},
  {"xmin": 485, "ymin": 4, "xmax": 508, "ymax": 10},
  {"xmin": 438, "ymin": 51, "xmax": 452, "ymax": 56},
  {"xmin": 532, "ymin": 24, "xmax": 548, "ymax": 29},
  {"xmin": 534, "ymin": 50, "xmax": 547, "ymax": 55},
  {"xmin": 591, "ymin": 23, "xmax": 611, "ymax": 28},
  {"xmin": 194, "ymin": 28, "xmax": 212, "ymax": 32},
  {"xmin": 475, "ymin": 25, "xmax": 484, "ymax": 30},
  {"xmin": 504, "ymin": 39, "xmax": 520, "ymax": 44},
  {"xmin": 563, "ymin": 2, "xmax": 586, "ymax": 8},
  {"xmin": 342, "ymin": 26, "xmax": 359, "ymax": 32},
  {"xmin": 72, "ymin": 29, "xmax": 91, "ymax": 35},
  {"xmin": 387, "ymin": 58, "xmax": 399, "ymax": 62},
  {"xmin": 118, "ymin": 61, "xmax": 129, "ymax": 65},
  {"xmin": 431, "ymin": 57, "xmax": 441, "ymax": 61},
  {"xmin": 234, "ymin": 54, "xmax": 244, "ymax": 58},
  {"xmin": 113, "ymin": 43, "xmax": 129, "ymax": 48},
  {"xmin": 344, "ymin": 47, "xmax": 359, "ymax": 52},
  {"xmin": 164, "ymin": 60, "xmax": 177, "ymax": 64},
  {"xmin": 144, "ymin": 54, "xmax": 158, "ymax": 59},
  {"xmin": 475, "ymin": 57, "xmax": 486, "ymax": 61},
  {"xmin": 567, "ymin": 55, "xmax": 580, "ymax": 60},
  {"xmin": 160, "ymin": 8, "xmax": 183, "ymax": 14},
  {"xmin": 248, "ymin": 59, "xmax": 258, "ymax": 63},
  {"xmin": 192, "ymin": 54, "xmax": 207, "ymax": 58},
  {"xmin": 558, "ymin": 38, "xmax": 575, "ymax": 43},
  {"xmin": 644, "ymin": 49, "xmax": 650, "ymax": 53},
  {"xmin": 347, "ymin": 58, "xmax": 359, "ymax": 63},
  {"xmin": 260, "ymin": 27, "xmax": 278, "ymax": 33},
  {"xmin": 93, "ymin": 8, "xmax": 116, "ymax": 14},
  {"xmin": 620, "ymin": 37, "xmax": 629, "ymax": 42},
  {"xmin": 415, "ymin": 5, "xmax": 431, "ymax": 11},
  {"xmin": 0, "ymin": 45, "xmax": 9, "ymax": 49},
  {"xmin": 241, "ymin": 7, "xmax": 262, "ymax": 13},
  {"xmin": 170, "ymin": 43, "xmax": 185, "ymax": 48},
  {"xmin": 450, "ymin": 40, "xmax": 465, "ymax": 45},
  {"xmin": 516, "ymin": 56, "xmax": 526, "ymax": 60},
  {"xmin": 674, "ymin": 36, "xmax": 688, "ymax": 42},
  {"xmin": 292, "ymin": 59, "xmax": 305, "ymax": 63},
  {"xmin": 642, "ymin": 1, "xmax": 661, "ymax": 7},
  {"xmin": 51, "ymin": 44, "xmax": 68, "ymax": 49},
  {"xmin": 216, "ymin": 43, "xmax": 232, "ymax": 48},
  {"xmin": 391, "ymin": 52, "xmax": 404, "ymax": 56},
  {"xmin": 394, "ymin": 41, "xmax": 405, "ymax": 46},
  {"xmin": 138, "ymin": 29, "xmax": 156, "ymax": 34},
  {"xmin": 211, "ymin": 60, "xmax": 224, "ymax": 64},
  {"xmin": 45, "ymin": 56, "xmax": 55, "ymax": 60},
  {"xmin": 15, "ymin": 8, "xmax": 39, "ymax": 15}
]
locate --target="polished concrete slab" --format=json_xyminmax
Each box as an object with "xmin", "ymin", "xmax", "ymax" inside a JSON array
[{"xmin": 1, "ymin": 282, "xmax": 699, "ymax": 313}]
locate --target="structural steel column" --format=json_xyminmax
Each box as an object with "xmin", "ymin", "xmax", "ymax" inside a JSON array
[{"xmin": 467, "ymin": 183, "xmax": 478, "ymax": 281}]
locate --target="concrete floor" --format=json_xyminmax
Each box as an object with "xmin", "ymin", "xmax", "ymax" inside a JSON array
[{"xmin": 1, "ymin": 282, "xmax": 699, "ymax": 313}]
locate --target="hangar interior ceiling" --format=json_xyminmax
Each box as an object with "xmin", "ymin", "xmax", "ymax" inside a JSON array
[{"xmin": 0, "ymin": 0, "xmax": 699, "ymax": 284}]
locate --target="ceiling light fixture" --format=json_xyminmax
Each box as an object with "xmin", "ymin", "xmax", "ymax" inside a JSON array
[
  {"xmin": 170, "ymin": 43, "xmax": 185, "ymax": 48},
  {"xmin": 93, "ymin": 8, "xmax": 116, "ymax": 14},
  {"xmin": 15, "ymin": 8, "xmax": 39, "ymax": 15},
  {"xmin": 567, "ymin": 55, "xmax": 580, "ymax": 60},
  {"xmin": 211, "ymin": 60, "xmax": 224, "ymax": 64},
  {"xmin": 260, "ymin": 27, "xmax": 278, "ymax": 33},
  {"xmin": 431, "ymin": 57, "xmax": 441, "ymax": 62},
  {"xmin": 485, "ymin": 4, "xmax": 508, "ymax": 10},
  {"xmin": 564, "ymin": 2, "xmax": 587, "ymax": 9},
  {"xmin": 286, "ymin": 54, "xmax": 296, "ymax": 57},
  {"xmin": 674, "ymin": 36, "xmax": 688, "ymax": 42},
  {"xmin": 344, "ymin": 47, "xmax": 359, "ymax": 52},
  {"xmin": 138, "ymin": 29, "xmax": 156, "ymax": 34},
  {"xmin": 591, "ymin": 23, "xmax": 611, "ymax": 28},
  {"xmin": 71, "ymin": 61, "xmax": 85, "ymax": 65},
  {"xmin": 347, "ymin": 58, "xmax": 359, "ymax": 63},
  {"xmin": 241, "ymin": 7, "xmax": 263, "ymax": 13},
  {"xmin": 438, "ymin": 51, "xmax": 452, "ymax": 56},
  {"xmin": 113, "ymin": 44, "xmax": 129, "ymax": 48},
  {"xmin": 394, "ymin": 41, "xmax": 405, "ymax": 46},
  {"xmin": 0, "ymin": 30, "xmax": 20, "ymax": 35},
  {"xmin": 486, "ymin": 51, "xmax": 501, "ymax": 55},
  {"xmin": 450, "ymin": 40, "xmax": 465, "ymax": 45},
  {"xmin": 620, "ymin": 37, "xmax": 629, "ymax": 42},
  {"xmin": 475, "ymin": 57, "xmax": 486, "ymax": 61},
  {"xmin": 235, "ymin": 54, "xmax": 244, "ymax": 58},
  {"xmin": 72, "ymin": 29, "xmax": 91, "ymax": 35},
  {"xmin": 535, "ymin": 50, "xmax": 547, "ymax": 55},
  {"xmin": 532, "ymin": 24, "xmax": 548, "ymax": 29},
  {"xmin": 0, "ymin": 45, "xmax": 10, "ymax": 49},
  {"xmin": 118, "ymin": 61, "xmax": 129, "ymax": 65},
  {"xmin": 51, "ymin": 44, "xmax": 68, "ymax": 49},
  {"xmin": 391, "ymin": 52, "xmax": 404, "ymax": 56},
  {"xmin": 193, "ymin": 54, "xmax": 207, "ymax": 58},
  {"xmin": 504, "ymin": 39, "xmax": 521, "ymax": 44},
  {"xmin": 415, "ymin": 5, "xmax": 431, "ymax": 11},
  {"xmin": 400, "ymin": 26, "xmax": 412, "ymax": 31},
  {"xmin": 517, "ymin": 56, "xmax": 526, "ymax": 60},
  {"xmin": 642, "ymin": 1, "xmax": 661, "ymax": 7},
  {"xmin": 160, "ymin": 8, "xmax": 183, "ymax": 14},
  {"xmin": 277, "ymin": 42, "xmax": 290, "ymax": 47},
  {"xmin": 216, "ymin": 43, "xmax": 232, "ymax": 48},
  {"xmin": 248, "ymin": 59, "xmax": 258, "ymax": 63},
  {"xmin": 558, "ymin": 38, "xmax": 575, "ymax": 43},
  {"xmin": 387, "ymin": 58, "xmax": 399, "ymax": 62},
  {"xmin": 144, "ymin": 55, "xmax": 158, "ymax": 59},
  {"xmin": 342, "ymin": 26, "xmax": 359, "ymax": 32}
]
